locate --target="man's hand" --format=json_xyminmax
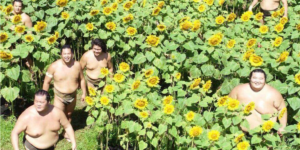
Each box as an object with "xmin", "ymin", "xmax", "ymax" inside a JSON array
[
  {"xmin": 81, "ymin": 94, "xmax": 86, "ymax": 103},
  {"xmin": 72, "ymin": 143, "xmax": 77, "ymax": 150},
  {"xmin": 277, "ymin": 127, "xmax": 285, "ymax": 136}
]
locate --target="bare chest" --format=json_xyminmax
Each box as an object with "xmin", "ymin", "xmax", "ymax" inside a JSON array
[
  {"xmin": 26, "ymin": 115, "xmax": 60, "ymax": 137},
  {"xmin": 53, "ymin": 66, "xmax": 80, "ymax": 81},
  {"xmin": 86, "ymin": 58, "xmax": 108, "ymax": 70}
]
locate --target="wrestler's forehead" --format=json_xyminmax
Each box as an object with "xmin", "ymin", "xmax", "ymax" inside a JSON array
[
  {"xmin": 92, "ymin": 45, "xmax": 101, "ymax": 50},
  {"xmin": 251, "ymin": 72, "xmax": 265, "ymax": 78},
  {"xmin": 13, "ymin": 2, "xmax": 22, "ymax": 7},
  {"xmin": 34, "ymin": 95, "xmax": 47, "ymax": 102}
]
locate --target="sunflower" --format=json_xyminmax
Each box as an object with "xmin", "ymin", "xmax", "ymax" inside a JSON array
[
  {"xmin": 134, "ymin": 98, "xmax": 148, "ymax": 110},
  {"xmin": 255, "ymin": 12, "xmax": 263, "ymax": 20},
  {"xmin": 180, "ymin": 20, "xmax": 193, "ymax": 30},
  {"xmin": 0, "ymin": 50, "xmax": 13, "ymax": 60},
  {"xmin": 146, "ymin": 35, "xmax": 160, "ymax": 47},
  {"xmin": 105, "ymin": 22, "xmax": 116, "ymax": 31},
  {"xmin": 104, "ymin": 85, "xmax": 114, "ymax": 93},
  {"xmin": 198, "ymin": 4, "xmax": 205, "ymax": 12},
  {"xmin": 113, "ymin": 74, "xmax": 125, "ymax": 83},
  {"xmin": 243, "ymin": 49, "xmax": 255, "ymax": 61},
  {"xmin": 123, "ymin": 14, "xmax": 134, "ymax": 23},
  {"xmin": 4, "ymin": 5, "xmax": 13, "ymax": 15},
  {"xmin": 163, "ymin": 95, "xmax": 173, "ymax": 105},
  {"xmin": 85, "ymin": 96, "xmax": 94, "ymax": 105},
  {"xmin": 274, "ymin": 23, "xmax": 284, "ymax": 33},
  {"xmin": 111, "ymin": 3, "xmax": 118, "ymax": 10},
  {"xmin": 24, "ymin": 34, "xmax": 34, "ymax": 42},
  {"xmin": 90, "ymin": 10, "xmax": 99, "ymax": 16},
  {"xmin": 186, "ymin": 111, "xmax": 195, "ymax": 121},
  {"xmin": 217, "ymin": 96, "xmax": 228, "ymax": 107},
  {"xmin": 0, "ymin": 32, "xmax": 8, "ymax": 43},
  {"xmin": 61, "ymin": 11, "xmax": 69, "ymax": 19},
  {"xmin": 279, "ymin": 7, "xmax": 284, "ymax": 16},
  {"xmin": 215, "ymin": 16, "xmax": 225, "ymax": 25},
  {"xmin": 295, "ymin": 73, "xmax": 300, "ymax": 85},
  {"xmin": 208, "ymin": 130, "xmax": 220, "ymax": 141},
  {"xmin": 86, "ymin": 23, "xmax": 94, "ymax": 31},
  {"xmin": 205, "ymin": 0, "xmax": 214, "ymax": 6},
  {"xmin": 139, "ymin": 111, "xmax": 149, "ymax": 119},
  {"xmin": 47, "ymin": 35, "xmax": 56, "ymax": 45},
  {"xmin": 208, "ymin": 34, "xmax": 222, "ymax": 46},
  {"xmin": 131, "ymin": 80, "xmax": 141, "ymax": 90},
  {"xmin": 144, "ymin": 69, "xmax": 153, "ymax": 78},
  {"xmin": 278, "ymin": 107, "xmax": 287, "ymax": 120},
  {"xmin": 271, "ymin": 11, "xmax": 279, "ymax": 18},
  {"xmin": 246, "ymin": 38, "xmax": 256, "ymax": 48},
  {"xmin": 259, "ymin": 25, "xmax": 269, "ymax": 34},
  {"xmin": 276, "ymin": 51, "xmax": 289, "ymax": 63},
  {"xmin": 34, "ymin": 21, "xmax": 47, "ymax": 32},
  {"xmin": 56, "ymin": 0, "xmax": 68, "ymax": 7},
  {"xmin": 119, "ymin": 62, "xmax": 130, "ymax": 72},
  {"xmin": 249, "ymin": 54, "xmax": 263, "ymax": 66},
  {"xmin": 152, "ymin": 7, "xmax": 161, "ymax": 16},
  {"xmin": 296, "ymin": 24, "xmax": 300, "ymax": 31},
  {"xmin": 234, "ymin": 133, "xmax": 244, "ymax": 143},
  {"xmin": 88, "ymin": 87, "xmax": 96, "ymax": 96},
  {"xmin": 273, "ymin": 37, "xmax": 283, "ymax": 47},
  {"xmin": 123, "ymin": 1, "xmax": 133, "ymax": 11},
  {"xmin": 11, "ymin": 14, "xmax": 22, "ymax": 24},
  {"xmin": 203, "ymin": 80, "xmax": 212, "ymax": 92},
  {"xmin": 262, "ymin": 120, "xmax": 274, "ymax": 132},
  {"xmin": 192, "ymin": 20, "xmax": 201, "ymax": 31},
  {"xmin": 297, "ymin": 122, "xmax": 300, "ymax": 131},
  {"xmin": 157, "ymin": 24, "xmax": 166, "ymax": 31},
  {"xmin": 218, "ymin": 0, "xmax": 225, "ymax": 5},
  {"xmin": 175, "ymin": 73, "xmax": 181, "ymax": 80},
  {"xmin": 189, "ymin": 78, "xmax": 201, "ymax": 89},
  {"xmin": 244, "ymin": 102, "xmax": 255, "ymax": 114},
  {"xmin": 103, "ymin": 7, "xmax": 113, "ymax": 15},
  {"xmin": 15, "ymin": 25, "xmax": 26, "ymax": 34},
  {"xmin": 126, "ymin": 27, "xmax": 137, "ymax": 36},
  {"xmin": 158, "ymin": 1, "xmax": 165, "ymax": 8},
  {"xmin": 100, "ymin": 96, "xmax": 110, "ymax": 105},
  {"xmin": 227, "ymin": 13, "xmax": 236, "ymax": 22},
  {"xmin": 280, "ymin": 17, "xmax": 288, "ymax": 25},
  {"xmin": 164, "ymin": 104, "xmax": 174, "ymax": 114},
  {"xmin": 237, "ymin": 141, "xmax": 250, "ymax": 150},
  {"xmin": 241, "ymin": 13, "xmax": 251, "ymax": 22},
  {"xmin": 101, "ymin": 0, "xmax": 108, "ymax": 5},
  {"xmin": 227, "ymin": 39, "xmax": 236, "ymax": 48},
  {"xmin": 189, "ymin": 126, "xmax": 202, "ymax": 137},
  {"xmin": 55, "ymin": 31, "xmax": 59, "ymax": 39},
  {"xmin": 147, "ymin": 76, "xmax": 160, "ymax": 87},
  {"xmin": 227, "ymin": 98, "xmax": 240, "ymax": 111},
  {"xmin": 100, "ymin": 68, "xmax": 109, "ymax": 76}
]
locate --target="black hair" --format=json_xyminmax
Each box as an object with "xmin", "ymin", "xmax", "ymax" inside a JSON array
[
  {"xmin": 13, "ymin": 0, "xmax": 23, "ymax": 6},
  {"xmin": 249, "ymin": 69, "xmax": 267, "ymax": 80},
  {"xmin": 35, "ymin": 90, "xmax": 50, "ymax": 102},
  {"xmin": 60, "ymin": 44, "xmax": 74, "ymax": 54},
  {"xmin": 91, "ymin": 39, "xmax": 107, "ymax": 53}
]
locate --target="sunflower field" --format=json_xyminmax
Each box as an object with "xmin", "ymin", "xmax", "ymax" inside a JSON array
[{"xmin": 1, "ymin": 0, "xmax": 300, "ymax": 149}]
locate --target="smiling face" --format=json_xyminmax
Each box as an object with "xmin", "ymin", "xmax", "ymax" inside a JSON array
[
  {"xmin": 92, "ymin": 45, "xmax": 102, "ymax": 56},
  {"xmin": 34, "ymin": 95, "xmax": 49, "ymax": 112},
  {"xmin": 13, "ymin": 2, "xmax": 22, "ymax": 14},
  {"xmin": 250, "ymin": 72, "xmax": 266, "ymax": 91},
  {"xmin": 61, "ymin": 48, "xmax": 73, "ymax": 63}
]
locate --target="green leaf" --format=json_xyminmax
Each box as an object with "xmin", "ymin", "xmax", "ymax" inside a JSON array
[
  {"xmin": 168, "ymin": 126, "xmax": 178, "ymax": 138},
  {"xmin": 220, "ymin": 78, "xmax": 240, "ymax": 95},
  {"xmin": 268, "ymin": 80, "xmax": 288, "ymax": 94},
  {"xmin": 21, "ymin": 70, "xmax": 31, "ymax": 82},
  {"xmin": 145, "ymin": 51, "xmax": 155, "ymax": 62},
  {"xmin": 0, "ymin": 72, "xmax": 5, "ymax": 83},
  {"xmin": 287, "ymin": 97, "xmax": 300, "ymax": 110},
  {"xmin": 132, "ymin": 53, "xmax": 146, "ymax": 64},
  {"xmin": 158, "ymin": 124, "xmax": 167, "ymax": 135},
  {"xmin": 193, "ymin": 53, "xmax": 209, "ymax": 64},
  {"xmin": 222, "ymin": 118, "xmax": 232, "ymax": 128},
  {"xmin": 151, "ymin": 138, "xmax": 158, "ymax": 147},
  {"xmin": 107, "ymin": 40, "xmax": 115, "ymax": 48},
  {"xmin": 201, "ymin": 64, "xmax": 215, "ymax": 77},
  {"xmin": 251, "ymin": 135, "xmax": 262, "ymax": 144},
  {"xmin": 5, "ymin": 65, "xmax": 20, "ymax": 81},
  {"xmin": 183, "ymin": 41, "xmax": 195, "ymax": 51},
  {"xmin": 86, "ymin": 116, "xmax": 95, "ymax": 125},
  {"xmin": 92, "ymin": 110, "xmax": 99, "ymax": 118},
  {"xmin": 190, "ymin": 65, "xmax": 201, "ymax": 78},
  {"xmin": 204, "ymin": 111, "xmax": 213, "ymax": 122},
  {"xmin": 138, "ymin": 141, "xmax": 147, "ymax": 150},
  {"xmin": 147, "ymin": 131, "xmax": 153, "ymax": 139},
  {"xmin": 0, "ymin": 86, "xmax": 20, "ymax": 103},
  {"xmin": 232, "ymin": 116, "xmax": 242, "ymax": 125}
]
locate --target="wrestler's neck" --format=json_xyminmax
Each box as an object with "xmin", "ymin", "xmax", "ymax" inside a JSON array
[
  {"xmin": 37, "ymin": 105, "xmax": 50, "ymax": 116},
  {"xmin": 13, "ymin": 11, "xmax": 23, "ymax": 15},
  {"xmin": 62, "ymin": 59, "xmax": 74, "ymax": 67},
  {"xmin": 249, "ymin": 84, "xmax": 265, "ymax": 92}
]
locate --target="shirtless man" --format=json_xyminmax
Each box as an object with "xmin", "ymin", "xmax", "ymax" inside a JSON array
[
  {"xmin": 249, "ymin": 0, "xmax": 288, "ymax": 24},
  {"xmin": 11, "ymin": 90, "xmax": 76, "ymax": 150},
  {"xmin": 10, "ymin": 0, "xmax": 32, "ymax": 28},
  {"xmin": 80, "ymin": 39, "xmax": 113, "ymax": 89},
  {"xmin": 229, "ymin": 69, "xmax": 287, "ymax": 135},
  {"xmin": 43, "ymin": 45, "xmax": 86, "ymax": 139}
]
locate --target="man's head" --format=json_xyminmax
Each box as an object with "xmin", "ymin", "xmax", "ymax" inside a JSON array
[
  {"xmin": 91, "ymin": 39, "xmax": 107, "ymax": 56},
  {"xmin": 34, "ymin": 90, "xmax": 50, "ymax": 112},
  {"xmin": 60, "ymin": 45, "xmax": 74, "ymax": 63},
  {"xmin": 13, "ymin": 0, "xmax": 23, "ymax": 14},
  {"xmin": 249, "ymin": 69, "xmax": 266, "ymax": 91}
]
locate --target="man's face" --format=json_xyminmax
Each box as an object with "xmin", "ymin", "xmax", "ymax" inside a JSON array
[
  {"xmin": 250, "ymin": 72, "xmax": 266, "ymax": 91},
  {"xmin": 92, "ymin": 45, "xmax": 102, "ymax": 56},
  {"xmin": 13, "ymin": 2, "xmax": 22, "ymax": 14},
  {"xmin": 61, "ymin": 48, "xmax": 73, "ymax": 63},
  {"xmin": 34, "ymin": 95, "xmax": 48, "ymax": 112}
]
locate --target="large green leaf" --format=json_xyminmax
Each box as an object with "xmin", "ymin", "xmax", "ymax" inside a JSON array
[
  {"xmin": 287, "ymin": 97, "xmax": 300, "ymax": 110},
  {"xmin": 132, "ymin": 53, "xmax": 146, "ymax": 64},
  {"xmin": 5, "ymin": 65, "xmax": 20, "ymax": 81},
  {"xmin": 0, "ymin": 86, "xmax": 20, "ymax": 103}
]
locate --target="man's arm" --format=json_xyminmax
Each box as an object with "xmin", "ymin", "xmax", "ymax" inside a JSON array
[
  {"xmin": 11, "ymin": 112, "xmax": 28, "ymax": 150},
  {"xmin": 281, "ymin": 0, "xmax": 288, "ymax": 17},
  {"xmin": 59, "ymin": 109, "xmax": 76, "ymax": 150},
  {"xmin": 79, "ymin": 54, "xmax": 87, "ymax": 70},
  {"xmin": 107, "ymin": 53, "xmax": 113, "ymax": 77},
  {"xmin": 79, "ymin": 65, "xmax": 87, "ymax": 102},
  {"xmin": 43, "ymin": 64, "xmax": 55, "ymax": 91},
  {"xmin": 24, "ymin": 15, "xmax": 33, "ymax": 28},
  {"xmin": 274, "ymin": 95, "xmax": 287, "ymax": 135},
  {"xmin": 248, "ymin": 0, "xmax": 259, "ymax": 11},
  {"xmin": 228, "ymin": 86, "xmax": 238, "ymax": 99}
]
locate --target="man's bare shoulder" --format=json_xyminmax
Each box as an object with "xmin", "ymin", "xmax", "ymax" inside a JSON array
[
  {"xmin": 21, "ymin": 13, "xmax": 31, "ymax": 20},
  {"xmin": 265, "ymin": 84, "xmax": 282, "ymax": 97},
  {"xmin": 18, "ymin": 105, "xmax": 35, "ymax": 120},
  {"xmin": 74, "ymin": 61, "xmax": 82, "ymax": 69},
  {"xmin": 81, "ymin": 50, "xmax": 93, "ymax": 60},
  {"xmin": 232, "ymin": 83, "xmax": 249, "ymax": 91}
]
